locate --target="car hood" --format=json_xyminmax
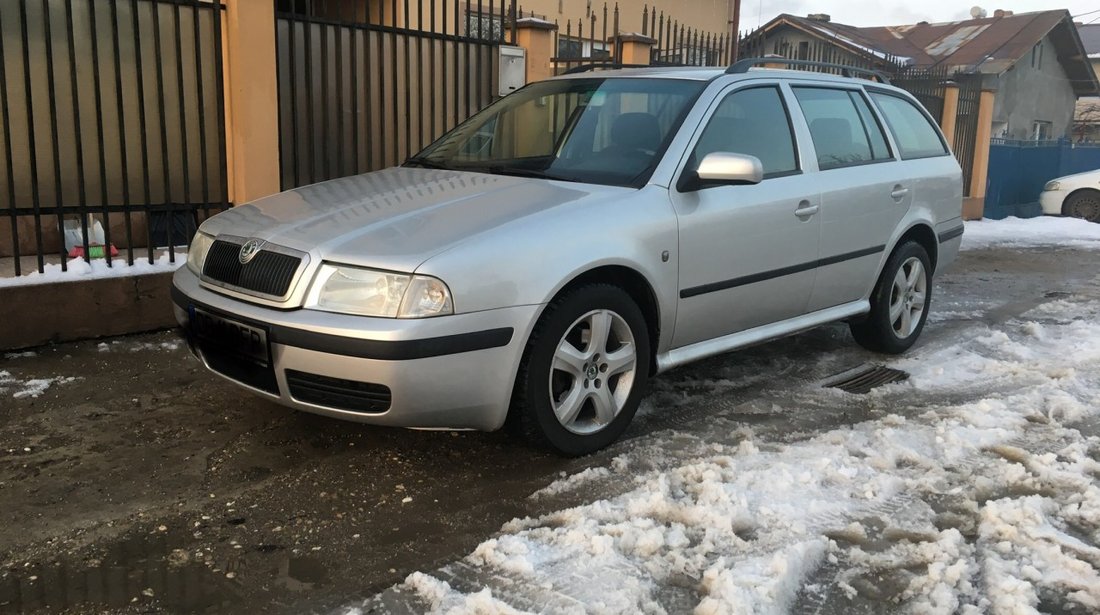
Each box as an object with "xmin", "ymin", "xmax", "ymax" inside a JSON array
[
  {"xmin": 201, "ymin": 167, "xmax": 628, "ymax": 272},
  {"xmin": 1052, "ymin": 169, "xmax": 1100, "ymax": 186}
]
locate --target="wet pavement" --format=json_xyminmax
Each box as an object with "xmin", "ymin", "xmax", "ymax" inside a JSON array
[{"xmin": 0, "ymin": 246, "xmax": 1094, "ymax": 614}]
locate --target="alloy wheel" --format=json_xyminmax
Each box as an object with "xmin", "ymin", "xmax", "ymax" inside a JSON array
[
  {"xmin": 889, "ymin": 257, "xmax": 927, "ymax": 339},
  {"xmin": 548, "ymin": 309, "xmax": 638, "ymax": 435}
]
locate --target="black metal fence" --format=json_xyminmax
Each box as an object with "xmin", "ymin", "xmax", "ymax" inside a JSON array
[
  {"xmin": 0, "ymin": 0, "xmax": 229, "ymax": 277},
  {"xmin": 275, "ymin": 0, "xmax": 517, "ymax": 189},
  {"xmin": 641, "ymin": 5, "xmax": 733, "ymax": 67},
  {"xmin": 891, "ymin": 65, "xmax": 950, "ymax": 122},
  {"xmin": 543, "ymin": 3, "xmax": 732, "ymax": 73}
]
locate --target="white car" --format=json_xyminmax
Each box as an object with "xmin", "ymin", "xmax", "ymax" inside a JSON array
[{"xmin": 1040, "ymin": 169, "xmax": 1100, "ymax": 222}]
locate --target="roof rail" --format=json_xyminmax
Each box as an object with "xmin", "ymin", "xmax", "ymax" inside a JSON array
[
  {"xmin": 561, "ymin": 62, "xmax": 652, "ymax": 75},
  {"xmin": 725, "ymin": 57, "xmax": 892, "ymax": 84}
]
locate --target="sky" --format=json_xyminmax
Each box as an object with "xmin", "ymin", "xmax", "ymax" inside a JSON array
[{"xmin": 742, "ymin": 1, "xmax": 1100, "ymax": 28}]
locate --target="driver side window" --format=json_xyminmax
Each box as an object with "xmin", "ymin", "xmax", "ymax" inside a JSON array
[{"xmin": 691, "ymin": 86, "xmax": 799, "ymax": 178}]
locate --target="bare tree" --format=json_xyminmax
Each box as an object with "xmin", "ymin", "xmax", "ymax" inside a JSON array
[{"xmin": 1074, "ymin": 98, "xmax": 1100, "ymax": 142}]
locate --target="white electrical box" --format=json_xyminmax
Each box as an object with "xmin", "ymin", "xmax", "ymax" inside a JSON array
[{"xmin": 498, "ymin": 45, "xmax": 526, "ymax": 97}]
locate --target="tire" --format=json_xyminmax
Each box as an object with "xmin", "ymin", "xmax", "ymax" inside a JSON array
[
  {"xmin": 1063, "ymin": 190, "xmax": 1100, "ymax": 223},
  {"xmin": 511, "ymin": 284, "xmax": 651, "ymax": 456},
  {"xmin": 850, "ymin": 241, "xmax": 932, "ymax": 355}
]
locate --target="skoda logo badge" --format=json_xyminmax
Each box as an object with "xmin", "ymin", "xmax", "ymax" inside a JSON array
[{"xmin": 238, "ymin": 239, "xmax": 265, "ymax": 264}]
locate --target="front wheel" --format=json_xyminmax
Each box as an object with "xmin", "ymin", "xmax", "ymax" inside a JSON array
[
  {"xmin": 1063, "ymin": 190, "xmax": 1100, "ymax": 223},
  {"xmin": 850, "ymin": 241, "xmax": 932, "ymax": 354},
  {"xmin": 511, "ymin": 284, "xmax": 650, "ymax": 456}
]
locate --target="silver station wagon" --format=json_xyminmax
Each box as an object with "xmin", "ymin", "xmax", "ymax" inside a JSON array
[{"xmin": 173, "ymin": 60, "xmax": 963, "ymax": 455}]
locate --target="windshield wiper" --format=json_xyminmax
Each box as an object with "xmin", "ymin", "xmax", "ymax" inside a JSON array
[
  {"xmin": 404, "ymin": 156, "xmax": 450, "ymax": 170},
  {"xmin": 479, "ymin": 165, "xmax": 575, "ymax": 182}
]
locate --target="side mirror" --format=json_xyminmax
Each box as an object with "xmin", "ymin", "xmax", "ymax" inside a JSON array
[{"xmin": 683, "ymin": 152, "xmax": 764, "ymax": 191}]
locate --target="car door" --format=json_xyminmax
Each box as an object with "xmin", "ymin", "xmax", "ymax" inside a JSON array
[
  {"xmin": 788, "ymin": 85, "xmax": 912, "ymax": 312},
  {"xmin": 670, "ymin": 83, "xmax": 822, "ymax": 349}
]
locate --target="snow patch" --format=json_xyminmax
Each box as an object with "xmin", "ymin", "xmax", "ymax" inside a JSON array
[
  {"xmin": 0, "ymin": 370, "xmax": 77, "ymax": 399},
  {"xmin": 961, "ymin": 216, "xmax": 1100, "ymax": 251},
  {"xmin": 0, "ymin": 252, "xmax": 186, "ymax": 288}
]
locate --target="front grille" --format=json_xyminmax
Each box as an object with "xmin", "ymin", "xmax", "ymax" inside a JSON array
[
  {"xmin": 198, "ymin": 342, "xmax": 279, "ymax": 395},
  {"xmin": 203, "ymin": 239, "xmax": 301, "ymax": 298},
  {"xmin": 285, "ymin": 370, "xmax": 392, "ymax": 414}
]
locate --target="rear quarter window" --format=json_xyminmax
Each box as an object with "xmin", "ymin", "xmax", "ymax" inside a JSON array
[{"xmin": 869, "ymin": 92, "xmax": 949, "ymax": 160}]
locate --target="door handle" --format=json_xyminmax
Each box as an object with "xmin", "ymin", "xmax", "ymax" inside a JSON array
[
  {"xmin": 890, "ymin": 185, "xmax": 910, "ymax": 201},
  {"xmin": 795, "ymin": 201, "xmax": 819, "ymax": 218}
]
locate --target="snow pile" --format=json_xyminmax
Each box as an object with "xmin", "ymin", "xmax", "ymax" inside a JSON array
[
  {"xmin": 0, "ymin": 251, "xmax": 186, "ymax": 288},
  {"xmin": 528, "ymin": 467, "xmax": 611, "ymax": 500},
  {"xmin": 350, "ymin": 298, "xmax": 1100, "ymax": 614},
  {"xmin": 962, "ymin": 216, "xmax": 1100, "ymax": 251},
  {"xmin": 0, "ymin": 370, "xmax": 77, "ymax": 399}
]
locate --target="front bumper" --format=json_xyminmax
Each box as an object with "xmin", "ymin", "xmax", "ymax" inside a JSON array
[
  {"xmin": 1039, "ymin": 190, "xmax": 1066, "ymax": 216},
  {"xmin": 171, "ymin": 267, "xmax": 539, "ymax": 431}
]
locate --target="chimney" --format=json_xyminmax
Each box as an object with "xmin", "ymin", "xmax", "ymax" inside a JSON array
[
  {"xmin": 993, "ymin": 9, "xmax": 1013, "ymax": 18},
  {"xmin": 806, "ymin": 13, "xmax": 831, "ymax": 22}
]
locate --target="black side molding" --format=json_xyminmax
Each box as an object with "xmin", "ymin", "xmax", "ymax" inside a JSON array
[
  {"xmin": 681, "ymin": 245, "xmax": 885, "ymax": 299},
  {"xmin": 937, "ymin": 226, "xmax": 964, "ymax": 243},
  {"xmin": 172, "ymin": 285, "xmax": 513, "ymax": 361}
]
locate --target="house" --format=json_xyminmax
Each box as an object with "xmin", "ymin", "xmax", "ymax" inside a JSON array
[
  {"xmin": 1075, "ymin": 23, "xmax": 1100, "ymax": 142},
  {"xmin": 745, "ymin": 10, "xmax": 1099, "ymax": 141}
]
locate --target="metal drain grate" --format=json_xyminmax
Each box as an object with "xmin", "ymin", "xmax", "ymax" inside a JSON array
[{"xmin": 826, "ymin": 365, "xmax": 909, "ymax": 394}]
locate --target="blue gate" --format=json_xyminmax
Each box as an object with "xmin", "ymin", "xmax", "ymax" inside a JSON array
[{"xmin": 985, "ymin": 139, "xmax": 1100, "ymax": 219}]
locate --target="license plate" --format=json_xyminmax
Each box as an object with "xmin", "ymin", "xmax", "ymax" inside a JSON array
[{"xmin": 190, "ymin": 307, "xmax": 271, "ymax": 366}]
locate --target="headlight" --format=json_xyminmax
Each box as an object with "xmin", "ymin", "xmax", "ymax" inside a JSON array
[
  {"xmin": 305, "ymin": 264, "xmax": 454, "ymax": 318},
  {"xmin": 187, "ymin": 231, "xmax": 214, "ymax": 274},
  {"xmin": 1043, "ymin": 180, "xmax": 1061, "ymax": 191}
]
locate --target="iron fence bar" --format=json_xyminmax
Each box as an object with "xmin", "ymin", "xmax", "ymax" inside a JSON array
[
  {"xmin": 287, "ymin": 18, "xmax": 300, "ymax": 188},
  {"xmin": 64, "ymin": 0, "xmax": 91, "ymax": 264},
  {"xmin": 41, "ymin": 0, "xmax": 74, "ymax": 271},
  {"xmin": 170, "ymin": 2, "xmax": 191, "ymax": 263},
  {"xmin": 18, "ymin": 0, "xmax": 45, "ymax": 271},
  {"xmin": 0, "ymin": 7, "xmax": 19, "ymax": 276},
  {"xmin": 151, "ymin": 0, "xmax": 175, "ymax": 261},
  {"xmin": 112, "ymin": 0, "xmax": 135, "ymax": 264},
  {"xmin": 89, "ymin": 1, "xmax": 118, "ymax": 267},
  {"xmin": 335, "ymin": 19, "xmax": 344, "ymax": 178},
  {"xmin": 509, "ymin": 0, "xmax": 516, "ymax": 44},
  {"xmin": 319, "ymin": 18, "xmax": 329, "ymax": 180},
  {"xmin": 185, "ymin": 0, "xmax": 206, "ymax": 245},
  {"xmin": 419, "ymin": 0, "xmax": 426, "ymax": 149},
  {"xmin": 375, "ymin": 3, "xmax": 386, "ymax": 167},
  {"xmin": 304, "ymin": 17, "xmax": 316, "ymax": 183},
  {"xmin": 429, "ymin": 0, "xmax": 436, "ymax": 144},
  {"xmin": 406, "ymin": 0, "xmax": 413, "ymax": 159},
  {"xmin": 350, "ymin": 19, "xmax": 359, "ymax": 174},
  {"xmin": 390, "ymin": 0, "xmax": 398, "ymax": 165},
  {"xmin": 131, "ymin": 0, "xmax": 154, "ymax": 264},
  {"xmin": 211, "ymin": 0, "xmax": 229, "ymax": 233}
]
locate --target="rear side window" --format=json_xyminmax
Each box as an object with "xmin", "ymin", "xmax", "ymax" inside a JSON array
[
  {"xmin": 792, "ymin": 87, "xmax": 891, "ymax": 170},
  {"xmin": 691, "ymin": 86, "xmax": 798, "ymax": 178},
  {"xmin": 870, "ymin": 92, "xmax": 949, "ymax": 159}
]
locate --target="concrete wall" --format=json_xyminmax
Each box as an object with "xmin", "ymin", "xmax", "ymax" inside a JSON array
[
  {"xmin": 0, "ymin": 273, "xmax": 176, "ymax": 350},
  {"xmin": 991, "ymin": 34, "xmax": 1078, "ymax": 140}
]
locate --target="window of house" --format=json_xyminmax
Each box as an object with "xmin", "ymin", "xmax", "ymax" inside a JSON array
[
  {"xmin": 798, "ymin": 41, "xmax": 809, "ymax": 60},
  {"xmin": 793, "ymin": 87, "xmax": 890, "ymax": 169},
  {"xmin": 690, "ymin": 86, "xmax": 799, "ymax": 178},
  {"xmin": 1033, "ymin": 120, "xmax": 1052, "ymax": 141},
  {"xmin": 869, "ymin": 92, "xmax": 949, "ymax": 159},
  {"xmin": 1031, "ymin": 42, "xmax": 1043, "ymax": 69}
]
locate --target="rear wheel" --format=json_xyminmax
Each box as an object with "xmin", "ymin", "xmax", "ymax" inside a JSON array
[
  {"xmin": 511, "ymin": 284, "xmax": 650, "ymax": 456},
  {"xmin": 850, "ymin": 241, "xmax": 932, "ymax": 354},
  {"xmin": 1063, "ymin": 190, "xmax": 1100, "ymax": 223}
]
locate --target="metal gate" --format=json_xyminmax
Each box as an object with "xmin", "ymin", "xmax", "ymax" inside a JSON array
[
  {"xmin": 951, "ymin": 74, "xmax": 983, "ymax": 195},
  {"xmin": 0, "ymin": 0, "xmax": 229, "ymax": 276},
  {"xmin": 891, "ymin": 66, "xmax": 948, "ymax": 125},
  {"xmin": 275, "ymin": 1, "xmax": 510, "ymax": 190}
]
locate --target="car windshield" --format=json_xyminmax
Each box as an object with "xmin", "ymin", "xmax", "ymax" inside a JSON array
[{"xmin": 406, "ymin": 78, "xmax": 706, "ymax": 187}]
